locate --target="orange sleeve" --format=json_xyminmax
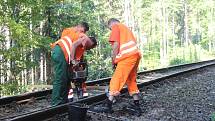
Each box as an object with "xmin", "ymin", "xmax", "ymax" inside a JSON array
[
  {"xmin": 61, "ymin": 28, "xmax": 70, "ymax": 37},
  {"xmin": 109, "ymin": 25, "xmax": 120, "ymax": 43},
  {"xmin": 61, "ymin": 27, "xmax": 76, "ymax": 37}
]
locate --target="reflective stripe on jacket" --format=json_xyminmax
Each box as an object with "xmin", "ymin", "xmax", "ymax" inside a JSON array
[
  {"xmin": 111, "ymin": 23, "xmax": 141, "ymax": 63},
  {"xmin": 50, "ymin": 28, "xmax": 84, "ymax": 64},
  {"xmin": 115, "ymin": 41, "xmax": 139, "ymax": 62}
]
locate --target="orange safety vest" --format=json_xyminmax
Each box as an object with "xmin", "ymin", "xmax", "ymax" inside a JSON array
[
  {"xmin": 50, "ymin": 28, "xmax": 85, "ymax": 64},
  {"xmin": 112, "ymin": 23, "xmax": 140, "ymax": 63}
]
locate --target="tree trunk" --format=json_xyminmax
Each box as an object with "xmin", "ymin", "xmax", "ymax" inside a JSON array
[
  {"xmin": 208, "ymin": 8, "xmax": 213, "ymax": 52},
  {"xmin": 5, "ymin": 26, "xmax": 10, "ymax": 82},
  {"xmin": 40, "ymin": 53, "xmax": 44, "ymax": 83},
  {"xmin": 39, "ymin": 21, "xmax": 44, "ymax": 83},
  {"xmin": 29, "ymin": 8, "xmax": 35, "ymax": 85},
  {"xmin": 184, "ymin": 0, "xmax": 189, "ymax": 46},
  {"xmin": 44, "ymin": 54, "xmax": 47, "ymax": 84},
  {"xmin": 172, "ymin": 16, "xmax": 175, "ymax": 47},
  {"xmin": 124, "ymin": 0, "xmax": 131, "ymax": 27},
  {"xmin": 160, "ymin": 0, "xmax": 167, "ymax": 66}
]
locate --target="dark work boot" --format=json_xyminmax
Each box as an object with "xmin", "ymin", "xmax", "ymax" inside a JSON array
[
  {"xmin": 134, "ymin": 100, "xmax": 142, "ymax": 116},
  {"xmin": 125, "ymin": 100, "xmax": 142, "ymax": 116},
  {"xmin": 90, "ymin": 99, "xmax": 113, "ymax": 113}
]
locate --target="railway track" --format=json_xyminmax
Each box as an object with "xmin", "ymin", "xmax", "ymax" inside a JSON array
[
  {"xmin": 1, "ymin": 59, "xmax": 215, "ymax": 121},
  {"xmin": 89, "ymin": 63, "xmax": 215, "ymax": 121}
]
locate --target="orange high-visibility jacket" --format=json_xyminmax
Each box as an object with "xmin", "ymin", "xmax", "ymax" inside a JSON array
[
  {"xmin": 109, "ymin": 23, "xmax": 141, "ymax": 63},
  {"xmin": 50, "ymin": 28, "xmax": 85, "ymax": 63}
]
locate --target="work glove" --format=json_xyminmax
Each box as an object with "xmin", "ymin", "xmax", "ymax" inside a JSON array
[
  {"xmin": 71, "ymin": 59, "xmax": 79, "ymax": 69},
  {"xmin": 111, "ymin": 58, "xmax": 117, "ymax": 70},
  {"xmin": 112, "ymin": 64, "xmax": 117, "ymax": 70}
]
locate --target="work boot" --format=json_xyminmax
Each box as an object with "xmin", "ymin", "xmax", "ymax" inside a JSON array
[
  {"xmin": 90, "ymin": 99, "xmax": 113, "ymax": 113},
  {"xmin": 105, "ymin": 87, "xmax": 116, "ymax": 103},
  {"xmin": 125, "ymin": 100, "xmax": 142, "ymax": 116},
  {"xmin": 134, "ymin": 100, "xmax": 142, "ymax": 116}
]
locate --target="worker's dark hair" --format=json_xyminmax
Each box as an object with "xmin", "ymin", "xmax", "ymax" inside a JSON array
[
  {"xmin": 80, "ymin": 22, "xmax": 89, "ymax": 32},
  {"xmin": 89, "ymin": 36, "xmax": 97, "ymax": 47},
  {"xmin": 108, "ymin": 18, "xmax": 120, "ymax": 26}
]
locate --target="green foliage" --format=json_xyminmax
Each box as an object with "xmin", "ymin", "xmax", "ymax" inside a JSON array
[
  {"xmin": 142, "ymin": 40, "xmax": 160, "ymax": 69},
  {"xmin": 169, "ymin": 58, "xmax": 190, "ymax": 65},
  {"xmin": 85, "ymin": 32, "xmax": 113, "ymax": 80},
  {"xmin": 86, "ymin": 53, "xmax": 113, "ymax": 80},
  {"xmin": 169, "ymin": 45, "xmax": 200, "ymax": 66},
  {"xmin": 0, "ymin": 0, "xmax": 57, "ymax": 95},
  {"xmin": 0, "ymin": 17, "xmax": 52, "ymax": 80},
  {"xmin": 0, "ymin": 81, "xmax": 27, "ymax": 97}
]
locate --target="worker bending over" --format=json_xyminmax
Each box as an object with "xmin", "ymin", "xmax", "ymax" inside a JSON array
[{"xmin": 51, "ymin": 22, "xmax": 97, "ymax": 106}]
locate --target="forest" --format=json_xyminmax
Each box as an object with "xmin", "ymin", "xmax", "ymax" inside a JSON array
[{"xmin": 0, "ymin": 0, "xmax": 215, "ymax": 96}]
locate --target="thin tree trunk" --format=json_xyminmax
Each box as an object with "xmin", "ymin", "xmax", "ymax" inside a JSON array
[
  {"xmin": 5, "ymin": 26, "xmax": 10, "ymax": 82},
  {"xmin": 184, "ymin": 0, "xmax": 189, "ymax": 46},
  {"xmin": 39, "ymin": 21, "xmax": 44, "ymax": 83},
  {"xmin": 160, "ymin": 0, "xmax": 167, "ymax": 66},
  {"xmin": 165, "ymin": 7, "xmax": 168, "ymax": 65},
  {"xmin": 1, "ymin": 18, "xmax": 10, "ymax": 83},
  {"xmin": 34, "ymin": 66, "xmax": 38, "ymax": 84},
  {"xmin": 46, "ymin": 8, "xmax": 52, "ymax": 85},
  {"xmin": 40, "ymin": 53, "xmax": 44, "ymax": 83},
  {"xmin": 0, "ymin": 55, "xmax": 3, "ymax": 83},
  {"xmin": 124, "ymin": 0, "xmax": 130, "ymax": 27},
  {"xmin": 172, "ymin": 15, "xmax": 177, "ymax": 57},
  {"xmin": 21, "ymin": 68, "xmax": 24, "ymax": 85},
  {"xmin": 24, "ymin": 69, "xmax": 27, "ymax": 85},
  {"xmin": 0, "ymin": 26, "xmax": 5, "ymax": 84},
  {"xmin": 29, "ymin": 8, "xmax": 35, "ymax": 85},
  {"xmin": 208, "ymin": 8, "xmax": 213, "ymax": 52},
  {"xmin": 44, "ymin": 55, "xmax": 47, "ymax": 84}
]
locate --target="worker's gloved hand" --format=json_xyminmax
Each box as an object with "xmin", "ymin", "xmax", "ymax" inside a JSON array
[
  {"xmin": 111, "ymin": 58, "xmax": 117, "ymax": 70},
  {"xmin": 71, "ymin": 59, "xmax": 79, "ymax": 68},
  {"xmin": 112, "ymin": 64, "xmax": 117, "ymax": 70}
]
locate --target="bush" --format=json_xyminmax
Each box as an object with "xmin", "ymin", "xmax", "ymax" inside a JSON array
[
  {"xmin": 0, "ymin": 81, "xmax": 27, "ymax": 97},
  {"xmin": 169, "ymin": 58, "xmax": 190, "ymax": 66}
]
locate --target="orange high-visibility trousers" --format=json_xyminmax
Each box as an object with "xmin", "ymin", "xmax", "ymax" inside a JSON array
[{"xmin": 109, "ymin": 54, "xmax": 140, "ymax": 96}]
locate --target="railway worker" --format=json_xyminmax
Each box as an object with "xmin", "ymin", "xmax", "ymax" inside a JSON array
[
  {"xmin": 50, "ymin": 22, "xmax": 97, "ymax": 106},
  {"xmin": 59, "ymin": 22, "xmax": 90, "ymax": 98},
  {"xmin": 94, "ymin": 18, "xmax": 142, "ymax": 115}
]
